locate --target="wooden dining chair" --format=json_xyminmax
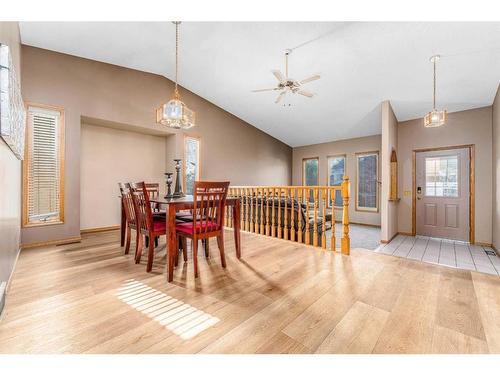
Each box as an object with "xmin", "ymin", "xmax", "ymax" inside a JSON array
[
  {"xmin": 176, "ymin": 181, "xmax": 230, "ymax": 278},
  {"xmin": 129, "ymin": 182, "xmax": 187, "ymax": 272},
  {"xmin": 118, "ymin": 183, "xmax": 139, "ymax": 256}
]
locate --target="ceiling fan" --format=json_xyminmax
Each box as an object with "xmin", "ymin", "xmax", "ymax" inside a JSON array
[{"xmin": 252, "ymin": 49, "xmax": 320, "ymax": 104}]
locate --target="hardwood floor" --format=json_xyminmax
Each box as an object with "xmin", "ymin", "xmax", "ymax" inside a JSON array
[{"xmin": 0, "ymin": 229, "xmax": 499, "ymax": 354}]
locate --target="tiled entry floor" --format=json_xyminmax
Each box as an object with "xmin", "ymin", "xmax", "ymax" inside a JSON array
[{"xmin": 375, "ymin": 235, "xmax": 500, "ymax": 276}]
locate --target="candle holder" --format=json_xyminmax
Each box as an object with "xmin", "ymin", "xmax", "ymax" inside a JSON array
[
  {"xmin": 164, "ymin": 172, "xmax": 173, "ymax": 199},
  {"xmin": 173, "ymin": 159, "xmax": 185, "ymax": 198}
]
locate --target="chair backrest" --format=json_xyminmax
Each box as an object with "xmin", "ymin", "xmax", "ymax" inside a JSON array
[
  {"xmin": 119, "ymin": 183, "xmax": 136, "ymax": 225},
  {"xmin": 128, "ymin": 182, "xmax": 154, "ymax": 233},
  {"xmin": 136, "ymin": 182, "xmax": 160, "ymax": 200},
  {"xmin": 192, "ymin": 181, "xmax": 230, "ymax": 234}
]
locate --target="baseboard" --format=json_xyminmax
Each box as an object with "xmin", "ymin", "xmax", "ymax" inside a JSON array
[
  {"xmin": 5, "ymin": 246, "xmax": 21, "ymax": 294},
  {"xmin": 475, "ymin": 241, "xmax": 493, "ymax": 248},
  {"xmin": 80, "ymin": 225, "xmax": 120, "ymax": 234},
  {"xmin": 380, "ymin": 232, "xmax": 400, "ymax": 244},
  {"xmin": 21, "ymin": 236, "xmax": 82, "ymax": 250},
  {"xmin": 398, "ymin": 231, "xmax": 413, "ymax": 236}
]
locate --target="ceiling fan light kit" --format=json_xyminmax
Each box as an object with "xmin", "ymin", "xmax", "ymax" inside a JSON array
[
  {"xmin": 252, "ymin": 49, "xmax": 320, "ymax": 105},
  {"xmin": 424, "ymin": 55, "xmax": 447, "ymax": 128}
]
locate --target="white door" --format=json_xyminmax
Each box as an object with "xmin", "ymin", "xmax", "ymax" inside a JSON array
[{"xmin": 416, "ymin": 148, "xmax": 470, "ymax": 241}]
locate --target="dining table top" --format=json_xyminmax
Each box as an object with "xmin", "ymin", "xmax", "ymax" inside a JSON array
[{"xmin": 150, "ymin": 195, "xmax": 239, "ymax": 205}]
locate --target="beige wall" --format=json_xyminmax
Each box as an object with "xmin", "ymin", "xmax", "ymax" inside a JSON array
[
  {"xmin": 21, "ymin": 46, "xmax": 292, "ymax": 245},
  {"xmin": 0, "ymin": 22, "xmax": 21, "ymax": 284},
  {"xmin": 493, "ymin": 85, "xmax": 500, "ymax": 249},
  {"xmin": 292, "ymin": 135, "xmax": 382, "ymax": 226},
  {"xmin": 380, "ymin": 101, "xmax": 399, "ymax": 241},
  {"xmin": 397, "ymin": 106, "xmax": 493, "ymax": 244},
  {"xmin": 80, "ymin": 123, "xmax": 167, "ymax": 230}
]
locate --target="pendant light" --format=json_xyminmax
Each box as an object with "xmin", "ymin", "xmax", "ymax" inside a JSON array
[
  {"xmin": 424, "ymin": 55, "xmax": 447, "ymax": 128},
  {"xmin": 156, "ymin": 21, "xmax": 195, "ymax": 129}
]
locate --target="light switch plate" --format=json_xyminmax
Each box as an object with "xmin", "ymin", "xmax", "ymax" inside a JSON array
[{"xmin": 404, "ymin": 190, "xmax": 412, "ymax": 197}]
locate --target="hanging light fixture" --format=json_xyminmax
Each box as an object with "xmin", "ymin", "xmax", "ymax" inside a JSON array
[
  {"xmin": 156, "ymin": 21, "xmax": 195, "ymax": 129},
  {"xmin": 424, "ymin": 55, "xmax": 447, "ymax": 128}
]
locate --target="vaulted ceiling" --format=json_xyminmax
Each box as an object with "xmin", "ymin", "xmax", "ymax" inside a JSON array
[{"xmin": 20, "ymin": 22, "xmax": 500, "ymax": 147}]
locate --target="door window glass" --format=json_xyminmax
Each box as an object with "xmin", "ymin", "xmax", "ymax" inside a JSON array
[{"xmin": 425, "ymin": 155, "xmax": 459, "ymax": 197}]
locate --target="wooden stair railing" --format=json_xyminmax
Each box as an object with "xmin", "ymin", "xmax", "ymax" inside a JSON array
[{"xmin": 227, "ymin": 176, "xmax": 350, "ymax": 255}]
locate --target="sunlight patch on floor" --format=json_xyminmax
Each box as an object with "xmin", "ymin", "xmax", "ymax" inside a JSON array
[{"xmin": 116, "ymin": 279, "xmax": 219, "ymax": 339}]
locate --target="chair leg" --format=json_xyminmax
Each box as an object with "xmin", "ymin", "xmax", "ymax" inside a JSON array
[
  {"xmin": 175, "ymin": 235, "xmax": 180, "ymax": 267},
  {"xmin": 135, "ymin": 234, "xmax": 143, "ymax": 264},
  {"xmin": 181, "ymin": 237, "xmax": 188, "ymax": 262},
  {"xmin": 192, "ymin": 238, "xmax": 199, "ymax": 278},
  {"xmin": 124, "ymin": 226, "xmax": 131, "ymax": 254},
  {"xmin": 146, "ymin": 233, "xmax": 155, "ymax": 272},
  {"xmin": 204, "ymin": 239, "xmax": 210, "ymax": 258},
  {"xmin": 217, "ymin": 233, "xmax": 227, "ymax": 268}
]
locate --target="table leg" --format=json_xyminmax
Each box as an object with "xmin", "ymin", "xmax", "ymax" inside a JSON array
[
  {"xmin": 167, "ymin": 205, "xmax": 177, "ymax": 282},
  {"xmin": 120, "ymin": 199, "xmax": 126, "ymax": 247},
  {"xmin": 232, "ymin": 200, "xmax": 241, "ymax": 259}
]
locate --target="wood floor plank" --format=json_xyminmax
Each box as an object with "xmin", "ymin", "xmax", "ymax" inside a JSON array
[
  {"xmin": 435, "ymin": 268, "xmax": 486, "ymax": 341},
  {"xmin": 282, "ymin": 257, "xmax": 384, "ymax": 351},
  {"xmin": 315, "ymin": 301, "xmax": 389, "ymax": 354},
  {"xmin": 256, "ymin": 332, "xmax": 311, "ymax": 354},
  {"xmin": 430, "ymin": 325, "xmax": 489, "ymax": 354},
  {"xmin": 471, "ymin": 272, "xmax": 500, "ymax": 353},
  {"xmin": 372, "ymin": 263, "xmax": 441, "ymax": 353},
  {"xmin": 358, "ymin": 260, "xmax": 405, "ymax": 312}
]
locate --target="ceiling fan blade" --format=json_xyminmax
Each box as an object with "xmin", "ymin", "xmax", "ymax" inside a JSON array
[
  {"xmin": 252, "ymin": 88, "xmax": 277, "ymax": 92},
  {"xmin": 298, "ymin": 90, "xmax": 314, "ymax": 98},
  {"xmin": 271, "ymin": 70, "xmax": 286, "ymax": 83},
  {"xmin": 275, "ymin": 91, "xmax": 286, "ymax": 104},
  {"xmin": 300, "ymin": 74, "xmax": 321, "ymax": 84}
]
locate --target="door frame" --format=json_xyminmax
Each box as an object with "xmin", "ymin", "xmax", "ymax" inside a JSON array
[{"xmin": 411, "ymin": 144, "xmax": 475, "ymax": 243}]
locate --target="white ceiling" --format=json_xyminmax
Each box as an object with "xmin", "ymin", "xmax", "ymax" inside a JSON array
[{"xmin": 19, "ymin": 22, "xmax": 500, "ymax": 147}]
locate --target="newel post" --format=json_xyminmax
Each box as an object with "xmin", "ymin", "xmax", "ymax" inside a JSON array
[{"xmin": 341, "ymin": 176, "xmax": 350, "ymax": 255}]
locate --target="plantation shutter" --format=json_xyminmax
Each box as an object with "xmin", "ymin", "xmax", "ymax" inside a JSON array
[{"xmin": 27, "ymin": 106, "xmax": 62, "ymax": 224}]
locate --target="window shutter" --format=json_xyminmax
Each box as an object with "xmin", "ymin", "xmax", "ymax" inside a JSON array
[{"xmin": 26, "ymin": 106, "xmax": 62, "ymax": 224}]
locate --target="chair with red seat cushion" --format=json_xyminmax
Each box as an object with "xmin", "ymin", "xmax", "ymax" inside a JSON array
[
  {"xmin": 118, "ymin": 183, "xmax": 139, "ymax": 256},
  {"xmin": 129, "ymin": 182, "xmax": 188, "ymax": 272},
  {"xmin": 176, "ymin": 181, "xmax": 230, "ymax": 278}
]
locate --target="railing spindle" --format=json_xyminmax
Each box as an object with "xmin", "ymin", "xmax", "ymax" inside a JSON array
[
  {"xmin": 330, "ymin": 187, "xmax": 336, "ymax": 251},
  {"xmin": 305, "ymin": 188, "xmax": 310, "ymax": 245},
  {"xmin": 250, "ymin": 188, "xmax": 254, "ymax": 233},
  {"xmin": 321, "ymin": 188, "xmax": 326, "ymax": 249},
  {"xmin": 277, "ymin": 189, "xmax": 282, "ymax": 238},
  {"xmin": 290, "ymin": 188, "xmax": 295, "ymax": 242},
  {"xmin": 284, "ymin": 188, "xmax": 289, "ymax": 240},
  {"xmin": 271, "ymin": 187, "xmax": 276, "ymax": 237},
  {"xmin": 265, "ymin": 188, "xmax": 270, "ymax": 236},
  {"xmin": 313, "ymin": 188, "xmax": 318, "ymax": 247},
  {"xmin": 297, "ymin": 188, "xmax": 303, "ymax": 243},
  {"xmin": 341, "ymin": 177, "xmax": 350, "ymax": 255},
  {"xmin": 259, "ymin": 189, "xmax": 264, "ymax": 234}
]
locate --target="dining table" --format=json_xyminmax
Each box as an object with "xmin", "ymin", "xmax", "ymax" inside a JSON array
[{"xmin": 120, "ymin": 195, "xmax": 241, "ymax": 282}]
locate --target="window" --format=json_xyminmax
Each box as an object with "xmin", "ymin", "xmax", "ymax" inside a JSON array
[
  {"xmin": 356, "ymin": 152, "xmax": 378, "ymax": 212},
  {"xmin": 302, "ymin": 157, "xmax": 319, "ymax": 202},
  {"xmin": 184, "ymin": 136, "xmax": 200, "ymax": 195},
  {"xmin": 425, "ymin": 155, "xmax": 459, "ymax": 197},
  {"xmin": 23, "ymin": 105, "xmax": 65, "ymax": 226},
  {"xmin": 327, "ymin": 155, "xmax": 345, "ymax": 208}
]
